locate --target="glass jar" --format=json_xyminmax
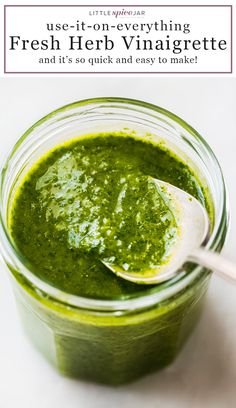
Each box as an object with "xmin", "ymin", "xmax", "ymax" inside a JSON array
[{"xmin": 0, "ymin": 98, "xmax": 229, "ymax": 385}]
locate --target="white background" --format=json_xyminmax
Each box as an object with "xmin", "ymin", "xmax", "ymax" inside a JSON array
[{"xmin": 0, "ymin": 78, "xmax": 236, "ymax": 408}]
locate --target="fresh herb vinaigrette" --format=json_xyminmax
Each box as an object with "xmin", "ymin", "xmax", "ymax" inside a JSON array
[{"xmin": 10, "ymin": 133, "xmax": 207, "ymax": 299}]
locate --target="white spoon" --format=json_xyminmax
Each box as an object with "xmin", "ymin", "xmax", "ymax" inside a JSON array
[{"xmin": 103, "ymin": 179, "xmax": 235, "ymax": 285}]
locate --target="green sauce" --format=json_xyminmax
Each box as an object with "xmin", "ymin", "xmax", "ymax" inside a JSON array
[
  {"xmin": 10, "ymin": 133, "xmax": 207, "ymax": 299},
  {"xmin": 9, "ymin": 132, "xmax": 212, "ymax": 384}
]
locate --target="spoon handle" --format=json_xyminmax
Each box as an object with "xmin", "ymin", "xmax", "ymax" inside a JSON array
[{"xmin": 189, "ymin": 248, "xmax": 236, "ymax": 283}]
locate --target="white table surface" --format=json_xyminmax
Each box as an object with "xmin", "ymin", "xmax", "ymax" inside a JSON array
[{"xmin": 0, "ymin": 78, "xmax": 235, "ymax": 408}]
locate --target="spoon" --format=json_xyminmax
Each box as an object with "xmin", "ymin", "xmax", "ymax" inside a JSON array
[{"xmin": 102, "ymin": 178, "xmax": 235, "ymax": 284}]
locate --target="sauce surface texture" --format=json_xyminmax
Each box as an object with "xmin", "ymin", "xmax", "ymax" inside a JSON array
[{"xmin": 9, "ymin": 133, "xmax": 207, "ymax": 299}]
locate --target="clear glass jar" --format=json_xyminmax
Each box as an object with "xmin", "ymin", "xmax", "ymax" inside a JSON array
[{"xmin": 0, "ymin": 98, "xmax": 229, "ymax": 385}]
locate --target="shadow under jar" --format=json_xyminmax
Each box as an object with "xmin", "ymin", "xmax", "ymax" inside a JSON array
[{"xmin": 0, "ymin": 98, "xmax": 229, "ymax": 385}]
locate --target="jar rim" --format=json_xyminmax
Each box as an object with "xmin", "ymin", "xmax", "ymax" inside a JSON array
[{"xmin": 0, "ymin": 97, "xmax": 229, "ymax": 312}]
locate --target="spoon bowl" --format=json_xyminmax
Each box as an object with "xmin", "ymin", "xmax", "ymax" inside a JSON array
[{"xmin": 103, "ymin": 179, "xmax": 236, "ymax": 285}]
